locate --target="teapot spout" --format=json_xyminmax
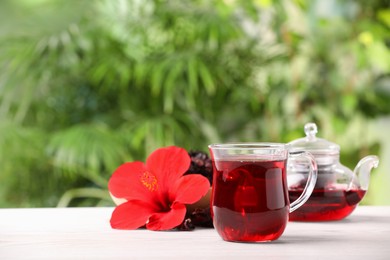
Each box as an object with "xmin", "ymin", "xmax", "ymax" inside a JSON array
[{"xmin": 352, "ymin": 155, "xmax": 379, "ymax": 191}]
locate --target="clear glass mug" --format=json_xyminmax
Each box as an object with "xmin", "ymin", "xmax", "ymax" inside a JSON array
[{"xmin": 208, "ymin": 143, "xmax": 317, "ymax": 242}]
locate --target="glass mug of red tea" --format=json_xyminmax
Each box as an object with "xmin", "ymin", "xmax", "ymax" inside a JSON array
[{"xmin": 208, "ymin": 143, "xmax": 318, "ymax": 242}]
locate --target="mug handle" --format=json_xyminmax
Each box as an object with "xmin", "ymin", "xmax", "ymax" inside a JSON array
[{"xmin": 289, "ymin": 151, "xmax": 318, "ymax": 213}]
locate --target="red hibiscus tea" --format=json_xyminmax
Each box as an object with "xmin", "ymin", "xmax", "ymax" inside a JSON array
[
  {"xmin": 288, "ymin": 188, "xmax": 366, "ymax": 221},
  {"xmin": 211, "ymin": 159, "xmax": 289, "ymax": 242},
  {"xmin": 209, "ymin": 143, "xmax": 317, "ymax": 243}
]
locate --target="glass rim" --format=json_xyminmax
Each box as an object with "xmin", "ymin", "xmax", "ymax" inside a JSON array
[{"xmin": 208, "ymin": 142, "xmax": 286, "ymax": 150}]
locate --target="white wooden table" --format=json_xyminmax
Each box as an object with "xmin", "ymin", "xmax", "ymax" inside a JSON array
[{"xmin": 1, "ymin": 206, "xmax": 389, "ymax": 259}]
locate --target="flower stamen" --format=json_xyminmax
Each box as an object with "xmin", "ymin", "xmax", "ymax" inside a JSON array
[{"xmin": 140, "ymin": 171, "xmax": 158, "ymax": 192}]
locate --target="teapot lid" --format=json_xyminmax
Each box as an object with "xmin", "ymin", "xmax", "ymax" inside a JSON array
[{"xmin": 288, "ymin": 123, "xmax": 340, "ymax": 160}]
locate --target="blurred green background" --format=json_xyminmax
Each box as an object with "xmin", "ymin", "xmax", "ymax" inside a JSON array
[{"xmin": 0, "ymin": 0, "xmax": 389, "ymax": 207}]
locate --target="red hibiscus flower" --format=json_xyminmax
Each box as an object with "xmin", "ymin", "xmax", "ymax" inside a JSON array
[{"xmin": 108, "ymin": 146, "xmax": 210, "ymax": 231}]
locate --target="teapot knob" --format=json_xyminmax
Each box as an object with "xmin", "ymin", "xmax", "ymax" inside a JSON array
[{"xmin": 304, "ymin": 122, "xmax": 318, "ymax": 140}]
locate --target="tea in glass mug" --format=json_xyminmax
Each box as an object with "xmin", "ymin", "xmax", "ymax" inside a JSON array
[{"xmin": 208, "ymin": 143, "xmax": 317, "ymax": 242}]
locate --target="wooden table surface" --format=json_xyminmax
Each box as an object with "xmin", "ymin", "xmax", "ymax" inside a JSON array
[{"xmin": 1, "ymin": 206, "xmax": 389, "ymax": 259}]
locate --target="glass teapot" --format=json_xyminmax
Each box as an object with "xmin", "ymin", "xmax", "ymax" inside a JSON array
[{"xmin": 287, "ymin": 123, "xmax": 379, "ymax": 221}]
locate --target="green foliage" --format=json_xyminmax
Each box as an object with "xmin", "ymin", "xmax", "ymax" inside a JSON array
[{"xmin": 0, "ymin": 0, "xmax": 389, "ymax": 207}]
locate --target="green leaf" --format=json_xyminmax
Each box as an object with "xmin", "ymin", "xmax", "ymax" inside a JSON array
[
  {"xmin": 198, "ymin": 61, "xmax": 216, "ymax": 95},
  {"xmin": 151, "ymin": 60, "xmax": 168, "ymax": 96},
  {"xmin": 163, "ymin": 60, "xmax": 183, "ymax": 113},
  {"xmin": 47, "ymin": 123, "xmax": 129, "ymax": 184},
  {"xmin": 377, "ymin": 9, "xmax": 390, "ymax": 28},
  {"xmin": 187, "ymin": 56, "xmax": 199, "ymax": 95},
  {"xmin": 57, "ymin": 187, "xmax": 111, "ymax": 207}
]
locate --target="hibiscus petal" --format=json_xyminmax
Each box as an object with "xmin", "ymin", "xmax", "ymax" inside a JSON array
[
  {"xmin": 110, "ymin": 200, "xmax": 154, "ymax": 230},
  {"xmin": 170, "ymin": 174, "xmax": 210, "ymax": 205},
  {"xmin": 108, "ymin": 162, "xmax": 155, "ymax": 203},
  {"xmin": 146, "ymin": 203, "xmax": 187, "ymax": 231},
  {"xmin": 146, "ymin": 146, "xmax": 190, "ymax": 191}
]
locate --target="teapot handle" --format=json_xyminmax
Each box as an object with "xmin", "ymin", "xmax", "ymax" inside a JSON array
[
  {"xmin": 288, "ymin": 152, "xmax": 318, "ymax": 213},
  {"xmin": 351, "ymin": 155, "xmax": 379, "ymax": 191}
]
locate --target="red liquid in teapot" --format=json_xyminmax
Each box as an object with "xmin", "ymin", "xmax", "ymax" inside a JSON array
[
  {"xmin": 289, "ymin": 188, "xmax": 366, "ymax": 221},
  {"xmin": 211, "ymin": 159, "xmax": 289, "ymax": 242}
]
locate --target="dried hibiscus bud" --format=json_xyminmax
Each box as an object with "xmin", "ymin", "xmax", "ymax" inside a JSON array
[
  {"xmin": 189, "ymin": 208, "xmax": 213, "ymax": 228},
  {"xmin": 185, "ymin": 150, "xmax": 213, "ymax": 185},
  {"xmin": 181, "ymin": 150, "xmax": 214, "ymax": 230},
  {"xmin": 175, "ymin": 218, "xmax": 195, "ymax": 231}
]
